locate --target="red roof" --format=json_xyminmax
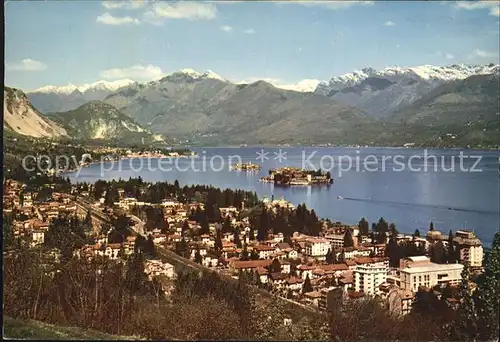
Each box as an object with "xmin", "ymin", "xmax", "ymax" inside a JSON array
[
  {"xmin": 253, "ymin": 244, "xmax": 275, "ymax": 252},
  {"xmin": 231, "ymin": 259, "xmax": 272, "ymax": 269}
]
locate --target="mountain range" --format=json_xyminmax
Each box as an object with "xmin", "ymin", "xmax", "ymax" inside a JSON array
[
  {"xmin": 4, "ymin": 87, "xmax": 67, "ymax": 138},
  {"xmin": 17, "ymin": 63, "xmax": 500, "ymax": 146},
  {"xmin": 4, "ymin": 87, "xmax": 164, "ymax": 145},
  {"xmin": 46, "ymin": 101, "xmax": 166, "ymax": 144}
]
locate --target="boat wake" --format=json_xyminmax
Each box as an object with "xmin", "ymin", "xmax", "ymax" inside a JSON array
[{"xmin": 339, "ymin": 196, "xmax": 499, "ymax": 215}]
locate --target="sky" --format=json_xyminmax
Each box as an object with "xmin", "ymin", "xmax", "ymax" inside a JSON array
[{"xmin": 5, "ymin": 0, "xmax": 500, "ymax": 91}]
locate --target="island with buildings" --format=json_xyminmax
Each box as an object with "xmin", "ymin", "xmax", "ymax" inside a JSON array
[
  {"xmin": 260, "ymin": 167, "xmax": 333, "ymax": 186},
  {"xmin": 231, "ymin": 162, "xmax": 262, "ymax": 171}
]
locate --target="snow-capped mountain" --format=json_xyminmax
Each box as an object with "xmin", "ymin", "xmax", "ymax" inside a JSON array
[
  {"xmin": 28, "ymin": 80, "xmax": 137, "ymax": 114},
  {"xmin": 34, "ymin": 79, "xmax": 136, "ymax": 95},
  {"xmin": 316, "ymin": 64, "xmax": 499, "ymax": 94},
  {"xmin": 26, "ymin": 63, "xmax": 499, "ymax": 119},
  {"xmin": 172, "ymin": 68, "xmax": 227, "ymax": 82},
  {"xmin": 315, "ymin": 63, "xmax": 500, "ymax": 117},
  {"xmin": 275, "ymin": 79, "xmax": 322, "ymax": 92}
]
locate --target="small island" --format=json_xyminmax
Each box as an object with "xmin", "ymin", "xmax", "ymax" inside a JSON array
[
  {"xmin": 231, "ymin": 162, "xmax": 261, "ymax": 171},
  {"xmin": 260, "ymin": 167, "xmax": 333, "ymax": 186}
]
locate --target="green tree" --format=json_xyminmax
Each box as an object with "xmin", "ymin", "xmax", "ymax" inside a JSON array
[
  {"xmin": 268, "ymin": 259, "xmax": 282, "ymax": 273},
  {"xmin": 448, "ymin": 264, "xmax": 479, "ymax": 341},
  {"xmin": 343, "ymin": 229, "xmax": 354, "ymax": 248},
  {"xmin": 325, "ymin": 249, "xmax": 336, "ymax": 264},
  {"xmin": 214, "ymin": 228, "xmax": 223, "ymax": 257},
  {"xmin": 233, "ymin": 228, "xmax": 242, "ymax": 248},
  {"xmin": 446, "ymin": 230, "xmax": 458, "ymax": 263},
  {"xmin": 475, "ymin": 232, "xmax": 500, "ymax": 341},
  {"xmin": 358, "ymin": 217, "xmax": 369, "ymax": 236},
  {"xmin": 194, "ymin": 248, "xmax": 203, "ymax": 264},
  {"xmin": 302, "ymin": 274, "xmax": 313, "ymax": 294},
  {"xmin": 430, "ymin": 241, "xmax": 446, "ymax": 264},
  {"xmin": 84, "ymin": 210, "xmax": 92, "ymax": 231},
  {"xmin": 250, "ymin": 249, "xmax": 259, "ymax": 260},
  {"xmin": 240, "ymin": 243, "xmax": 250, "ymax": 261},
  {"xmin": 338, "ymin": 249, "xmax": 346, "ymax": 262},
  {"xmin": 413, "ymin": 229, "xmax": 421, "ymax": 237}
]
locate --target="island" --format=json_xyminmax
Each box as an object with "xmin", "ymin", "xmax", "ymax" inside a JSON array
[
  {"xmin": 231, "ymin": 162, "xmax": 261, "ymax": 171},
  {"xmin": 260, "ymin": 167, "xmax": 333, "ymax": 186}
]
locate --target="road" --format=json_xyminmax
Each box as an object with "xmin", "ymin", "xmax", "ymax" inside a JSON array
[{"xmin": 128, "ymin": 214, "xmax": 146, "ymax": 236}]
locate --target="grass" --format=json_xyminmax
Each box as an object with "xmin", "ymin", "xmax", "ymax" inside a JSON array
[{"xmin": 2, "ymin": 316, "xmax": 143, "ymax": 340}]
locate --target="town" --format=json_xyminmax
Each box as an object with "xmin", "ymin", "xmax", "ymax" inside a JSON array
[{"xmin": 3, "ymin": 175, "xmax": 488, "ymax": 319}]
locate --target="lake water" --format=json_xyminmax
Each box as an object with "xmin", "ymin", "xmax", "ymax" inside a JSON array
[{"xmin": 67, "ymin": 147, "xmax": 499, "ymax": 246}]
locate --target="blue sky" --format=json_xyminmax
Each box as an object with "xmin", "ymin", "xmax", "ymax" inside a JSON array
[{"xmin": 5, "ymin": 0, "xmax": 500, "ymax": 91}]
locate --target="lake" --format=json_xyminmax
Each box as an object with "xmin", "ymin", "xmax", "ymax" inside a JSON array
[{"xmin": 67, "ymin": 147, "xmax": 499, "ymax": 246}]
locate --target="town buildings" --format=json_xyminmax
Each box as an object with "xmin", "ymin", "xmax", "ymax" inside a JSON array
[
  {"xmin": 398, "ymin": 256, "xmax": 463, "ymax": 291},
  {"xmin": 454, "ymin": 230, "xmax": 483, "ymax": 267},
  {"xmin": 353, "ymin": 260, "xmax": 389, "ymax": 296}
]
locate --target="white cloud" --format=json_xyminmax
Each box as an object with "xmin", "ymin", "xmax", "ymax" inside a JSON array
[
  {"xmin": 445, "ymin": 53, "xmax": 455, "ymax": 59},
  {"xmin": 474, "ymin": 49, "xmax": 498, "ymax": 58},
  {"xmin": 277, "ymin": 1, "xmax": 374, "ymax": 10},
  {"xmin": 102, "ymin": 0, "xmax": 146, "ymax": 10},
  {"xmin": 100, "ymin": 64, "xmax": 164, "ymax": 81},
  {"xmin": 97, "ymin": 12, "xmax": 140, "ymax": 25},
  {"xmin": 239, "ymin": 77, "xmax": 282, "ymax": 84},
  {"xmin": 6, "ymin": 58, "xmax": 47, "ymax": 71},
  {"xmin": 455, "ymin": 0, "xmax": 500, "ymax": 17},
  {"xmin": 147, "ymin": 1, "xmax": 217, "ymax": 22},
  {"xmin": 243, "ymin": 28, "xmax": 256, "ymax": 34},
  {"xmin": 384, "ymin": 20, "xmax": 395, "ymax": 26},
  {"xmin": 220, "ymin": 25, "xmax": 233, "ymax": 32}
]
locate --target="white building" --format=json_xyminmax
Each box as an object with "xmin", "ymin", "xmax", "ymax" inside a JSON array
[
  {"xmin": 144, "ymin": 260, "xmax": 176, "ymax": 280},
  {"xmin": 454, "ymin": 230, "xmax": 483, "ymax": 267},
  {"xmin": 399, "ymin": 262, "xmax": 463, "ymax": 292},
  {"xmin": 354, "ymin": 263, "xmax": 388, "ymax": 296},
  {"xmin": 324, "ymin": 234, "xmax": 344, "ymax": 249},
  {"xmin": 304, "ymin": 238, "xmax": 330, "ymax": 261},
  {"xmin": 31, "ymin": 230, "xmax": 45, "ymax": 246}
]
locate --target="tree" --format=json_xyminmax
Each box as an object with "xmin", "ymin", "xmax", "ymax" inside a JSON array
[
  {"xmin": 234, "ymin": 229, "xmax": 242, "ymax": 248},
  {"xmin": 194, "ymin": 248, "xmax": 203, "ymax": 264},
  {"xmin": 338, "ymin": 249, "xmax": 346, "ymax": 262},
  {"xmin": 358, "ymin": 218, "xmax": 369, "ymax": 236},
  {"xmin": 181, "ymin": 220, "xmax": 189, "ymax": 237},
  {"xmin": 3, "ymin": 215, "xmax": 14, "ymax": 249},
  {"xmin": 215, "ymin": 228, "xmax": 223, "ymax": 257},
  {"xmin": 302, "ymin": 274, "xmax": 313, "ymax": 294},
  {"xmin": 389, "ymin": 223, "xmax": 398, "ymax": 236},
  {"xmin": 145, "ymin": 234, "xmax": 156, "ymax": 258},
  {"xmin": 430, "ymin": 241, "xmax": 446, "ymax": 264},
  {"xmin": 448, "ymin": 264, "xmax": 479, "ymax": 341},
  {"xmin": 222, "ymin": 216, "xmax": 232, "ymax": 234},
  {"xmin": 386, "ymin": 233, "xmax": 401, "ymax": 268},
  {"xmin": 250, "ymin": 249, "xmax": 259, "ymax": 260},
  {"xmin": 429, "ymin": 221, "xmax": 434, "ymax": 231},
  {"xmin": 268, "ymin": 259, "xmax": 281, "ymax": 273},
  {"xmin": 325, "ymin": 249, "xmax": 337, "ymax": 264},
  {"xmin": 446, "ymin": 230, "xmax": 457, "ymax": 263},
  {"xmin": 240, "ymin": 243, "xmax": 249, "ymax": 261},
  {"xmin": 475, "ymin": 232, "xmax": 500, "ymax": 341},
  {"xmin": 84, "ymin": 210, "xmax": 92, "ymax": 231},
  {"xmin": 413, "ymin": 229, "xmax": 421, "ymax": 238},
  {"xmin": 343, "ymin": 230, "xmax": 354, "ymax": 248}
]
